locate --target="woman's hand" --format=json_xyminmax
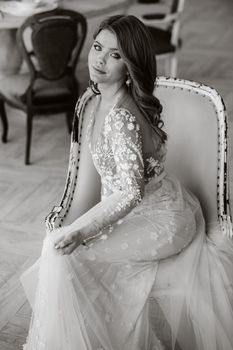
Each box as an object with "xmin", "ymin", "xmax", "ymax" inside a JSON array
[{"xmin": 54, "ymin": 229, "xmax": 84, "ymax": 255}]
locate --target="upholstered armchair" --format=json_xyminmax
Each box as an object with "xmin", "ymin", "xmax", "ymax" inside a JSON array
[{"xmin": 149, "ymin": 76, "xmax": 232, "ymax": 347}]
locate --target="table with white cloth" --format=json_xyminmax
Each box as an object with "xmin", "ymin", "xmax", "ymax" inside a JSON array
[{"xmin": 0, "ymin": 0, "xmax": 135, "ymax": 77}]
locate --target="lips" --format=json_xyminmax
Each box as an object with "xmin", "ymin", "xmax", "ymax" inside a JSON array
[{"xmin": 92, "ymin": 66, "xmax": 106, "ymax": 74}]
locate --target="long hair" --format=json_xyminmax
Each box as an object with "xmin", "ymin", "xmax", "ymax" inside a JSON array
[{"xmin": 93, "ymin": 15, "xmax": 167, "ymax": 143}]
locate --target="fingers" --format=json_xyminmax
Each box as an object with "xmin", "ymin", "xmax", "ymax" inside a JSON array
[
  {"xmin": 57, "ymin": 242, "xmax": 78, "ymax": 255},
  {"xmin": 53, "ymin": 230, "xmax": 81, "ymax": 254},
  {"xmin": 63, "ymin": 242, "xmax": 77, "ymax": 255},
  {"xmin": 54, "ymin": 237, "xmax": 68, "ymax": 249},
  {"xmin": 54, "ymin": 233, "xmax": 74, "ymax": 249}
]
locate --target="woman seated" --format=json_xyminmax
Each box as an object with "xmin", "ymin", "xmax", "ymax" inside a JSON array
[{"xmin": 22, "ymin": 15, "xmax": 233, "ymax": 350}]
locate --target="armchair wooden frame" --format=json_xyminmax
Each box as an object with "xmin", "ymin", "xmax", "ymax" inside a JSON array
[{"xmin": 155, "ymin": 76, "xmax": 232, "ymax": 236}]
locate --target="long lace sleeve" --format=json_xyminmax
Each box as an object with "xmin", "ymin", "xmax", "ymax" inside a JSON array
[{"xmin": 67, "ymin": 108, "xmax": 145, "ymax": 243}]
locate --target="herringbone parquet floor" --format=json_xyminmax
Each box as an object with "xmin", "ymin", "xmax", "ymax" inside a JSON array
[{"xmin": 0, "ymin": 0, "xmax": 232, "ymax": 349}]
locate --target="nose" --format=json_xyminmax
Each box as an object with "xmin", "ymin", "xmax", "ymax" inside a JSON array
[{"xmin": 96, "ymin": 52, "xmax": 107, "ymax": 66}]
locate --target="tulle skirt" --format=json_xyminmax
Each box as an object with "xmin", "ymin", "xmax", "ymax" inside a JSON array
[{"xmin": 21, "ymin": 176, "xmax": 233, "ymax": 350}]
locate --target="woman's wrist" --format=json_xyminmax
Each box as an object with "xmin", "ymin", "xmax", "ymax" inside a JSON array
[
  {"xmin": 69, "ymin": 224, "xmax": 103, "ymax": 247},
  {"xmin": 78, "ymin": 229, "xmax": 90, "ymax": 246},
  {"xmin": 81, "ymin": 235, "xmax": 94, "ymax": 247}
]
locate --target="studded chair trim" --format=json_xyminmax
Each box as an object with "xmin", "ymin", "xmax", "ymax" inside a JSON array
[{"xmin": 156, "ymin": 76, "xmax": 232, "ymax": 237}]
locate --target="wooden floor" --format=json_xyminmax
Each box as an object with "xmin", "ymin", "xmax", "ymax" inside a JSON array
[{"xmin": 0, "ymin": 0, "xmax": 233, "ymax": 348}]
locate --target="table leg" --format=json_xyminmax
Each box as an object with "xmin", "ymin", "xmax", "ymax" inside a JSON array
[{"xmin": 0, "ymin": 29, "xmax": 23, "ymax": 78}]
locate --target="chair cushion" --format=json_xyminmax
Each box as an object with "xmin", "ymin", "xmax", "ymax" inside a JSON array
[
  {"xmin": 26, "ymin": 77, "xmax": 77, "ymax": 106},
  {"xmin": 147, "ymin": 26, "xmax": 176, "ymax": 54},
  {"xmin": 0, "ymin": 73, "xmax": 76, "ymax": 110}
]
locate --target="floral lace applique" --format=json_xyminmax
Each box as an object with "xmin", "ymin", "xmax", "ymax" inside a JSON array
[
  {"xmin": 100, "ymin": 108, "xmax": 144, "ymax": 209},
  {"xmin": 77, "ymin": 105, "xmax": 168, "ymax": 242},
  {"xmin": 147, "ymin": 157, "xmax": 164, "ymax": 176},
  {"xmin": 145, "ymin": 156, "xmax": 165, "ymax": 183},
  {"xmin": 57, "ymin": 98, "xmax": 166, "ymax": 243},
  {"xmin": 76, "ymin": 107, "xmax": 146, "ymax": 241},
  {"xmin": 86, "ymin": 106, "xmax": 145, "ymax": 205}
]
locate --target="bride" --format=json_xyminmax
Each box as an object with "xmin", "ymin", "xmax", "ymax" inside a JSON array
[{"xmin": 21, "ymin": 15, "xmax": 233, "ymax": 350}]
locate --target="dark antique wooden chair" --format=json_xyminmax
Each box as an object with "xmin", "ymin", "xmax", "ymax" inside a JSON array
[
  {"xmin": 129, "ymin": 0, "xmax": 185, "ymax": 76},
  {"xmin": 0, "ymin": 8, "xmax": 87, "ymax": 164}
]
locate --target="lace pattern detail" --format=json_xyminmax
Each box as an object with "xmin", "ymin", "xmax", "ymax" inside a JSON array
[
  {"xmin": 88, "ymin": 106, "xmax": 144, "ymax": 209},
  {"xmin": 65, "ymin": 97, "xmax": 169, "ymax": 243},
  {"xmin": 46, "ymin": 90, "xmax": 167, "ymax": 242}
]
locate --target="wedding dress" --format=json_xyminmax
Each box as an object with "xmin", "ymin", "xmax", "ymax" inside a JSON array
[{"xmin": 21, "ymin": 88, "xmax": 233, "ymax": 350}]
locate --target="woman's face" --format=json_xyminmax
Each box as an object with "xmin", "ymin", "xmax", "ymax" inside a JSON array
[{"xmin": 88, "ymin": 29, "xmax": 127, "ymax": 86}]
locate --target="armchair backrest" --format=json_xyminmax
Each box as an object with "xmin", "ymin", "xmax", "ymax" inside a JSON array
[
  {"xmin": 135, "ymin": 0, "xmax": 185, "ymax": 46},
  {"xmin": 17, "ymin": 9, "xmax": 87, "ymax": 81},
  {"xmin": 154, "ymin": 77, "xmax": 232, "ymax": 235}
]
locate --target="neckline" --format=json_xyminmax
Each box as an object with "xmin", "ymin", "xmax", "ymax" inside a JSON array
[{"xmin": 89, "ymin": 91, "xmax": 129, "ymax": 149}]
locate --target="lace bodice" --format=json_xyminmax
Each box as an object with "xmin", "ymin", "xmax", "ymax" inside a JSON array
[
  {"xmin": 64, "ymin": 91, "xmax": 166, "ymax": 243},
  {"xmin": 45, "ymin": 89, "xmax": 167, "ymax": 243},
  {"xmin": 87, "ymin": 94, "xmax": 166, "ymax": 200},
  {"xmin": 87, "ymin": 105, "xmax": 144, "ymax": 204}
]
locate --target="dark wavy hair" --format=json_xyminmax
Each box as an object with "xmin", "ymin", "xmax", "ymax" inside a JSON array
[{"xmin": 93, "ymin": 15, "xmax": 167, "ymax": 143}]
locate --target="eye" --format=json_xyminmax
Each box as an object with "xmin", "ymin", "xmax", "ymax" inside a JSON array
[
  {"xmin": 93, "ymin": 43, "xmax": 101, "ymax": 51},
  {"xmin": 110, "ymin": 52, "xmax": 121, "ymax": 60}
]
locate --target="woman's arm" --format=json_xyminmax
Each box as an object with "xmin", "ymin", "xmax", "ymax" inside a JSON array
[{"xmin": 54, "ymin": 108, "xmax": 145, "ymax": 254}]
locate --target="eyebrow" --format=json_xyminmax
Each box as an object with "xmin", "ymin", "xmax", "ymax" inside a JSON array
[{"xmin": 94, "ymin": 40, "xmax": 119, "ymax": 51}]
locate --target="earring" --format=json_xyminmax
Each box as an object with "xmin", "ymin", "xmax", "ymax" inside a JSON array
[{"xmin": 125, "ymin": 73, "xmax": 131, "ymax": 87}]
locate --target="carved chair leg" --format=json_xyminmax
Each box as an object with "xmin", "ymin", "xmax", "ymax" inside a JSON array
[
  {"xmin": 0, "ymin": 100, "xmax": 8, "ymax": 143},
  {"xmin": 25, "ymin": 110, "xmax": 33, "ymax": 165}
]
